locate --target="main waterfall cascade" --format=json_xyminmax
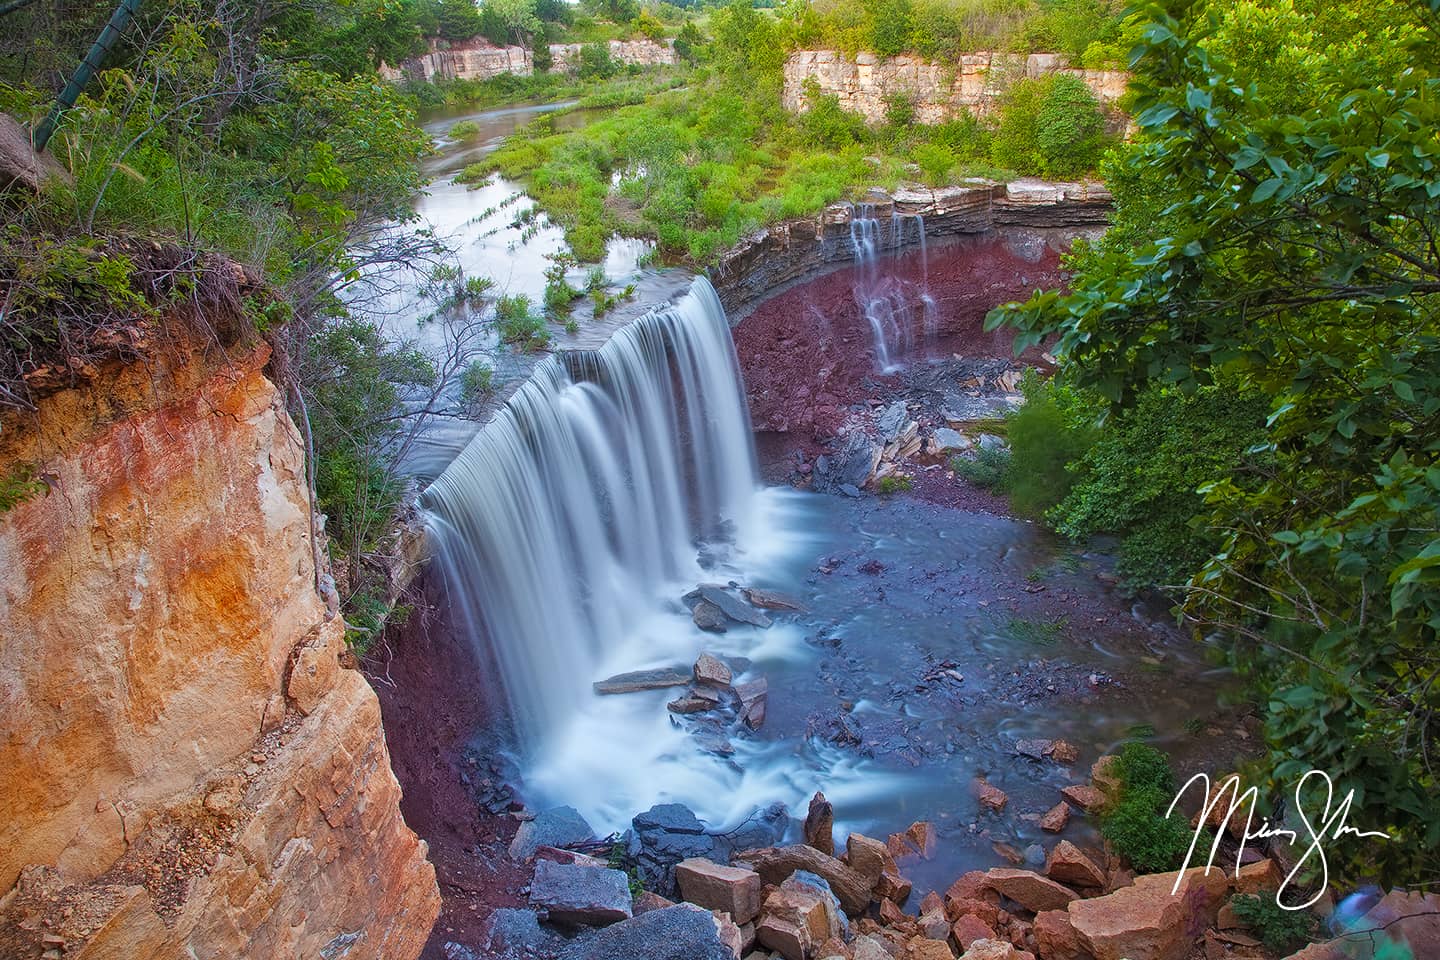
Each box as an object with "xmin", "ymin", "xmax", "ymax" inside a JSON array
[
  {"xmin": 422, "ymin": 276, "xmax": 869, "ymax": 828},
  {"xmin": 849, "ymin": 203, "xmax": 936, "ymax": 372}
]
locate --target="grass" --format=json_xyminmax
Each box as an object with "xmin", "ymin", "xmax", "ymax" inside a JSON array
[{"xmin": 1006, "ymin": 615, "xmax": 1067, "ymax": 645}]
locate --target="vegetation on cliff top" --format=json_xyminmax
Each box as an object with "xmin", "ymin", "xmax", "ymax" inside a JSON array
[{"xmin": 990, "ymin": 0, "xmax": 1440, "ymax": 884}]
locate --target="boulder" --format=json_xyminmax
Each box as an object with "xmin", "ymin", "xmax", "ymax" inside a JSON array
[
  {"xmin": 736, "ymin": 678, "xmax": 768, "ymax": 729},
  {"xmin": 905, "ymin": 939, "xmax": 956, "ymax": 960},
  {"xmin": 1044, "ymin": 842, "xmax": 1105, "ymax": 889},
  {"xmin": 845, "ymin": 833, "xmax": 894, "ymax": 885},
  {"xmin": 630, "ymin": 804, "xmax": 732, "ymax": 896},
  {"xmin": 945, "ymin": 872, "xmax": 1001, "ymax": 907},
  {"xmin": 562, "ymin": 903, "xmax": 740, "ymax": 960},
  {"xmin": 474, "ymin": 907, "xmax": 567, "ymax": 957},
  {"xmin": 975, "ymin": 780, "xmax": 1009, "ymax": 813},
  {"xmin": 636, "ymin": 804, "xmax": 707, "ymax": 835},
  {"xmin": 951, "ymin": 914, "xmax": 998, "ymax": 950},
  {"xmin": 1089, "ymin": 756, "xmax": 1121, "ymax": 795},
  {"xmin": 854, "ymin": 934, "xmax": 893, "ymax": 960},
  {"xmin": 737, "ymin": 845, "xmax": 873, "ymax": 915},
  {"xmin": 1039, "ymin": 802, "xmax": 1071, "ymax": 833},
  {"xmin": 933, "ymin": 428, "xmax": 970, "ymax": 452},
  {"xmin": 695, "ymin": 653, "xmax": 734, "ymax": 687},
  {"xmin": 529, "ymin": 860, "xmax": 633, "ymax": 926},
  {"xmin": 756, "ymin": 885, "xmax": 830, "ymax": 960},
  {"xmin": 1231, "ymin": 858, "xmax": 1279, "ymax": 895},
  {"xmin": 784, "ymin": 871, "xmax": 848, "ymax": 941},
  {"xmin": 595, "ymin": 667, "xmax": 692, "ymax": 695},
  {"xmin": 980, "ymin": 869, "xmax": 1078, "ymax": 913},
  {"xmin": 676, "ymin": 858, "xmax": 762, "ymax": 924},
  {"xmin": 877, "ymin": 867, "xmax": 914, "ymax": 905},
  {"xmin": 906, "ymin": 822, "xmax": 939, "ymax": 859},
  {"xmin": 510, "ymin": 806, "xmax": 595, "ymax": 860},
  {"xmin": 635, "ymin": 891, "xmax": 677, "ymax": 915},
  {"xmin": 1047, "ymin": 741, "xmax": 1079, "ymax": 764},
  {"xmin": 945, "ymin": 897, "xmax": 1000, "ymax": 927},
  {"xmin": 694, "ymin": 600, "xmax": 730, "ymax": 632},
  {"xmin": 725, "ymin": 802, "xmax": 791, "ymax": 853},
  {"xmin": 878, "ymin": 401, "xmax": 909, "ymax": 441},
  {"xmin": 1066, "ymin": 867, "xmax": 1229, "ymax": 960},
  {"xmin": 669, "ymin": 695, "xmax": 715, "ymax": 714},
  {"xmin": 958, "ymin": 938, "xmax": 1027, "ymax": 959},
  {"xmin": 689, "ymin": 584, "xmax": 774, "ymax": 627},
  {"xmin": 1032, "ymin": 910, "xmax": 1085, "ymax": 960},
  {"xmin": 1059, "ymin": 785, "xmax": 1105, "ymax": 812},
  {"xmin": 805, "ymin": 792, "xmax": 835, "ymax": 855},
  {"xmin": 742, "ymin": 587, "xmax": 805, "ymax": 611}
]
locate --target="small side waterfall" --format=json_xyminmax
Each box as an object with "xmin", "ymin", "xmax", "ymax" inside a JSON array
[
  {"xmin": 421, "ymin": 277, "xmax": 759, "ymax": 751},
  {"xmin": 849, "ymin": 204, "xmax": 935, "ymax": 371}
]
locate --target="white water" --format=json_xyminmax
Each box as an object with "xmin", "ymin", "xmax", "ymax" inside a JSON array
[
  {"xmin": 849, "ymin": 203, "xmax": 935, "ymax": 372},
  {"xmin": 421, "ymin": 277, "xmax": 907, "ymax": 829}
]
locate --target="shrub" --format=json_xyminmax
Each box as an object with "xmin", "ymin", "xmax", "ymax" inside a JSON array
[
  {"xmin": 910, "ymin": 143, "xmax": 955, "ymax": 186},
  {"xmin": 449, "ymin": 119, "xmax": 481, "ymax": 142},
  {"xmin": 883, "ymin": 92, "xmax": 916, "ymax": 127},
  {"xmin": 953, "ymin": 444, "xmax": 1011, "ymax": 489},
  {"xmin": 877, "ymin": 475, "xmax": 913, "ymax": 494},
  {"xmin": 578, "ymin": 42, "xmax": 618, "ymax": 80},
  {"xmin": 493, "ymin": 294, "xmax": 550, "ymax": 350},
  {"xmin": 1005, "ymin": 370, "xmax": 1098, "ymax": 517},
  {"xmin": 992, "ymin": 73, "xmax": 1109, "ymax": 179},
  {"xmin": 1099, "ymin": 743, "xmax": 1203, "ymax": 873},
  {"xmin": 460, "ymin": 361, "xmax": 494, "ymax": 405},
  {"xmin": 1229, "ymin": 894, "xmax": 1315, "ymax": 952}
]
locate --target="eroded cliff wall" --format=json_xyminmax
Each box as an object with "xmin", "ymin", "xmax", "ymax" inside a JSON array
[
  {"xmin": 783, "ymin": 49, "xmax": 1128, "ymax": 126},
  {"xmin": 383, "ymin": 37, "xmax": 675, "ymax": 83},
  {"xmin": 0, "ymin": 326, "xmax": 439, "ymax": 958}
]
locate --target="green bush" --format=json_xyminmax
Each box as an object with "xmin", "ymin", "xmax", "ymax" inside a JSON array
[
  {"xmin": 1004, "ymin": 370, "xmax": 1098, "ymax": 517},
  {"xmin": 494, "ymin": 294, "xmax": 550, "ymax": 350},
  {"xmin": 877, "ymin": 475, "xmax": 914, "ymax": 494},
  {"xmin": 1229, "ymin": 894, "xmax": 1315, "ymax": 952},
  {"xmin": 953, "ymin": 445, "xmax": 1011, "ymax": 489},
  {"xmin": 1099, "ymin": 743, "xmax": 1203, "ymax": 873},
  {"xmin": 460, "ymin": 361, "xmax": 494, "ymax": 405},
  {"xmin": 992, "ymin": 73, "xmax": 1109, "ymax": 179},
  {"xmin": 449, "ymin": 119, "xmax": 481, "ymax": 141},
  {"xmin": 1047, "ymin": 382, "xmax": 1268, "ymax": 590}
]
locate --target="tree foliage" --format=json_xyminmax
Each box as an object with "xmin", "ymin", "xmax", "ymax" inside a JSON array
[{"xmin": 990, "ymin": 0, "xmax": 1440, "ymax": 881}]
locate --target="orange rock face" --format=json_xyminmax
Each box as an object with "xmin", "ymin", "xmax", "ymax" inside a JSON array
[{"xmin": 0, "ymin": 337, "xmax": 439, "ymax": 958}]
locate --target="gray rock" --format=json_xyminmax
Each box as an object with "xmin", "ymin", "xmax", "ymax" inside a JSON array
[
  {"xmin": 562, "ymin": 904, "xmax": 736, "ymax": 960},
  {"xmin": 635, "ymin": 803, "xmax": 706, "ymax": 835},
  {"xmin": 839, "ymin": 483, "xmax": 862, "ymax": 498},
  {"xmin": 594, "ymin": 667, "xmax": 691, "ymax": 695},
  {"xmin": 509, "ymin": 806, "xmax": 595, "ymax": 860},
  {"xmin": 693, "ymin": 584, "xmax": 772, "ymax": 628},
  {"xmin": 978, "ymin": 433, "xmax": 1008, "ymax": 452},
  {"xmin": 692, "ymin": 599, "xmax": 729, "ymax": 633},
  {"xmin": 933, "ymin": 427, "xmax": 970, "ymax": 452},
  {"xmin": 471, "ymin": 908, "xmax": 566, "ymax": 959},
  {"xmin": 877, "ymin": 400, "xmax": 908, "ymax": 441},
  {"xmin": 530, "ymin": 860, "xmax": 633, "ymax": 927},
  {"xmin": 721, "ymin": 802, "xmax": 789, "ymax": 852}
]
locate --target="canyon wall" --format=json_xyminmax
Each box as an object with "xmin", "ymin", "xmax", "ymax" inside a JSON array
[
  {"xmin": 711, "ymin": 177, "xmax": 1111, "ymax": 320},
  {"xmin": 383, "ymin": 37, "xmax": 675, "ymax": 83},
  {"xmin": 783, "ymin": 49, "xmax": 1128, "ymax": 125},
  {"xmin": 0, "ymin": 317, "xmax": 439, "ymax": 958}
]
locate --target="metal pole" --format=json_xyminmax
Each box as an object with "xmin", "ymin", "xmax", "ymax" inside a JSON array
[{"xmin": 33, "ymin": 0, "xmax": 143, "ymax": 152}]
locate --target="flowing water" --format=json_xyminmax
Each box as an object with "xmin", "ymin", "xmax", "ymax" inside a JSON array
[{"xmin": 849, "ymin": 203, "xmax": 936, "ymax": 372}]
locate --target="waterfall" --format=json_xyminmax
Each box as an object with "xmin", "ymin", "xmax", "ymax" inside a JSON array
[
  {"xmin": 848, "ymin": 203, "xmax": 933, "ymax": 371},
  {"xmin": 421, "ymin": 277, "xmax": 760, "ymax": 751}
]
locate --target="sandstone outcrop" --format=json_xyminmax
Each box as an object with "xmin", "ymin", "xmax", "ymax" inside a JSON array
[
  {"xmin": 0, "ymin": 324, "xmax": 439, "ymax": 957},
  {"xmin": 783, "ymin": 49, "xmax": 1127, "ymax": 127}
]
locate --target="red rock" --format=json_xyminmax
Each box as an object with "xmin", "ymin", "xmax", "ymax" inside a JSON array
[
  {"xmin": 956, "ymin": 939, "xmax": 1027, "ymax": 959},
  {"xmin": 694, "ymin": 652, "xmax": 733, "ymax": 687},
  {"xmin": 945, "ymin": 872, "xmax": 1001, "ymax": 907},
  {"xmin": 1231, "ymin": 858, "xmax": 1279, "ymax": 895},
  {"xmin": 1044, "ymin": 842, "xmax": 1106, "ymax": 889},
  {"xmin": 951, "ymin": 914, "xmax": 998, "ymax": 950},
  {"xmin": 1090, "ymin": 756, "xmax": 1121, "ymax": 795},
  {"xmin": 975, "ymin": 779, "xmax": 1009, "ymax": 813},
  {"xmin": 920, "ymin": 909, "xmax": 952, "ymax": 940},
  {"xmin": 907, "ymin": 821, "xmax": 939, "ymax": 859},
  {"xmin": 945, "ymin": 897, "xmax": 1000, "ymax": 926},
  {"xmin": 880, "ymin": 898, "xmax": 909, "ymax": 925},
  {"xmin": 633, "ymin": 890, "xmax": 676, "ymax": 915},
  {"xmin": 1067, "ymin": 866, "xmax": 1229, "ymax": 960},
  {"xmin": 1033, "ymin": 909, "xmax": 1086, "ymax": 960},
  {"xmin": 846, "ymin": 832, "xmax": 896, "ymax": 885},
  {"xmin": 877, "ymin": 867, "xmax": 914, "ymax": 904},
  {"xmin": 676, "ymin": 857, "xmax": 763, "ymax": 924},
  {"xmin": 805, "ymin": 792, "xmax": 835, "ymax": 856},
  {"xmin": 921, "ymin": 891, "xmax": 945, "ymax": 915},
  {"xmin": 1059, "ymin": 784, "xmax": 1105, "ymax": 812},
  {"xmin": 980, "ymin": 869, "xmax": 1079, "ymax": 913},
  {"xmin": 756, "ymin": 885, "xmax": 829, "ymax": 960},
  {"xmin": 739, "ymin": 845, "xmax": 873, "ymax": 915},
  {"xmin": 905, "ymin": 937, "xmax": 957, "ymax": 959},
  {"xmin": 1046, "ymin": 740, "xmax": 1079, "ymax": 764},
  {"xmin": 1039, "ymin": 802, "xmax": 1071, "ymax": 833}
]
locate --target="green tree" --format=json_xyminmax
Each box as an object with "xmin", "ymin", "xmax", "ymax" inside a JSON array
[{"xmin": 990, "ymin": 0, "xmax": 1440, "ymax": 882}]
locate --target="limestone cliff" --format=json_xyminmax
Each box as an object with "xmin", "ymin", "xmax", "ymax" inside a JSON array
[
  {"xmin": 0, "ymin": 321, "xmax": 439, "ymax": 958},
  {"xmin": 783, "ymin": 49, "xmax": 1128, "ymax": 126},
  {"xmin": 382, "ymin": 37, "xmax": 675, "ymax": 84}
]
